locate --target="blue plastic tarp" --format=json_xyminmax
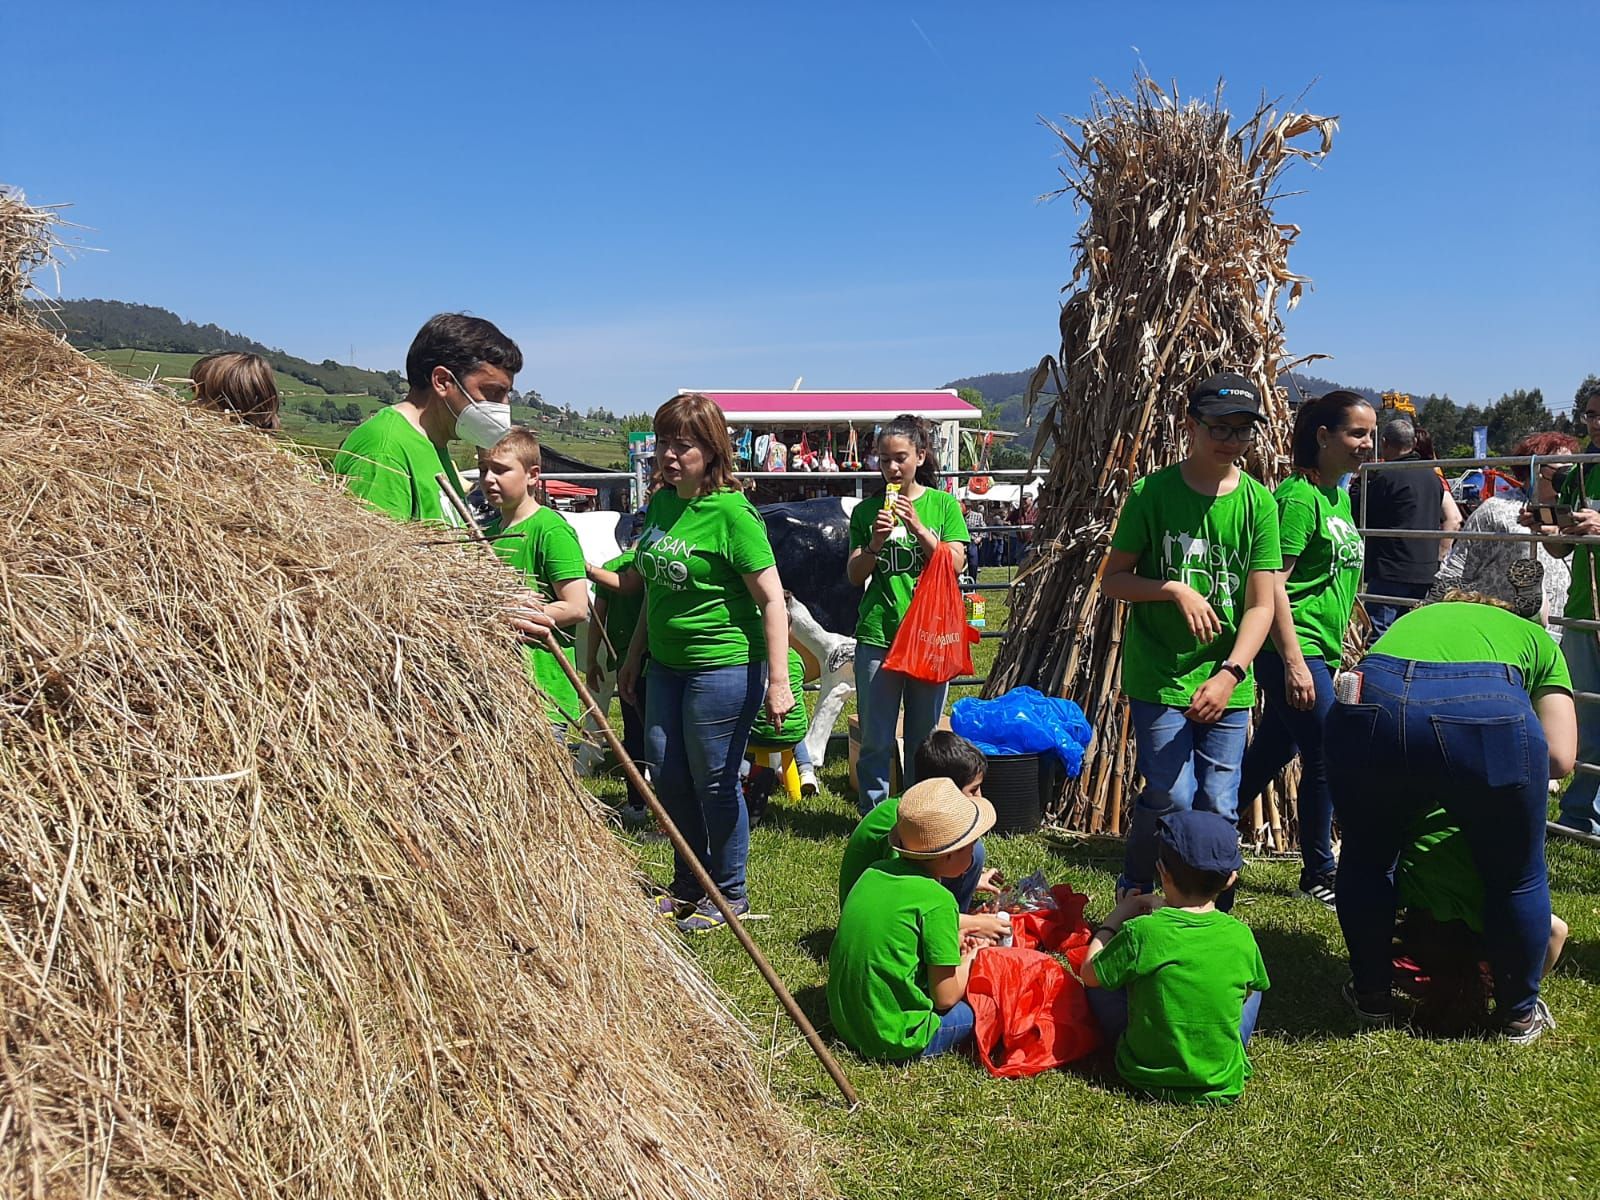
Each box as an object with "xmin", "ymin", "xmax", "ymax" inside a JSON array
[{"xmin": 950, "ymin": 687, "xmax": 1093, "ymax": 778}]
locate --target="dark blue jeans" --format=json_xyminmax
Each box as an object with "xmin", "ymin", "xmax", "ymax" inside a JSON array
[
  {"xmin": 920, "ymin": 1000, "xmax": 976, "ymax": 1058},
  {"xmin": 948, "ymin": 839, "xmax": 986, "ymax": 913},
  {"xmin": 644, "ymin": 660, "xmax": 767, "ymax": 904},
  {"xmin": 1325, "ymin": 655, "xmax": 1551, "ymax": 1019},
  {"xmin": 1364, "ymin": 578, "xmax": 1431, "ymax": 640},
  {"xmin": 1239, "ymin": 652, "xmax": 1337, "ymax": 880}
]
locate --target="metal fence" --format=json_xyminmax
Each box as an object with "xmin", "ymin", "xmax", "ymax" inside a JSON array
[{"xmin": 1356, "ymin": 451, "xmax": 1600, "ymax": 848}]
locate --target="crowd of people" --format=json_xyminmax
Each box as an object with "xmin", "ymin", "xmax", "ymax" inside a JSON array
[{"xmin": 205, "ymin": 313, "xmax": 1589, "ymax": 1101}]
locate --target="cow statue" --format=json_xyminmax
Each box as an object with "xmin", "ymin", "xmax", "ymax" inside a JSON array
[{"xmin": 563, "ymin": 497, "xmax": 861, "ymax": 774}]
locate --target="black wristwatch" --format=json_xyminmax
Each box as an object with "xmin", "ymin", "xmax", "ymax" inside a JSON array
[{"xmin": 1219, "ymin": 660, "xmax": 1246, "ymax": 683}]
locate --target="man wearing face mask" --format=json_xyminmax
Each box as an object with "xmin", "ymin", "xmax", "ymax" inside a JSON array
[{"xmin": 334, "ymin": 312, "xmax": 521, "ymax": 524}]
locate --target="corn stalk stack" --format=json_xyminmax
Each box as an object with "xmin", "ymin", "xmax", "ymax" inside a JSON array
[{"xmin": 983, "ymin": 81, "xmax": 1336, "ymax": 846}]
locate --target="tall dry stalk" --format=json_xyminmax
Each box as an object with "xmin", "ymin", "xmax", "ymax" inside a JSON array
[
  {"xmin": 0, "ymin": 197, "xmax": 832, "ymax": 1200},
  {"xmin": 985, "ymin": 79, "xmax": 1336, "ymax": 841}
]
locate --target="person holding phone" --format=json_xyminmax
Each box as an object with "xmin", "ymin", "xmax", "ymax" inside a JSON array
[{"xmin": 1439, "ymin": 431, "xmax": 1576, "ymax": 636}]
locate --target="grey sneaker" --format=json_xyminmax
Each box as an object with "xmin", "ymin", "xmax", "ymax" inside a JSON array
[
  {"xmin": 1501, "ymin": 998, "xmax": 1555, "ymax": 1045},
  {"xmin": 677, "ymin": 896, "xmax": 750, "ymax": 934},
  {"xmin": 1342, "ymin": 980, "xmax": 1395, "ymax": 1026}
]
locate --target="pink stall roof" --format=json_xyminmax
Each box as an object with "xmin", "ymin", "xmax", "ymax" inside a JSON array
[{"xmin": 681, "ymin": 389, "xmax": 981, "ymax": 424}]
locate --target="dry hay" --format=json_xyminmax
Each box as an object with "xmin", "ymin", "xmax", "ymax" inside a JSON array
[
  {"xmin": 0, "ymin": 201, "xmax": 832, "ymax": 1199},
  {"xmin": 985, "ymin": 78, "xmax": 1337, "ymax": 845}
]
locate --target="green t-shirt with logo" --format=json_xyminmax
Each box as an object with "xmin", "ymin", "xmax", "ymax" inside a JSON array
[
  {"xmin": 827, "ymin": 857, "xmax": 961, "ymax": 1060},
  {"xmin": 1275, "ymin": 474, "xmax": 1365, "ymax": 664},
  {"xmin": 1110, "ymin": 465, "xmax": 1283, "ymax": 708},
  {"xmin": 1559, "ymin": 460, "xmax": 1600, "ymax": 620},
  {"xmin": 597, "ymin": 551, "xmax": 645, "ymax": 672},
  {"xmin": 749, "ymin": 648, "xmax": 809, "ymax": 746},
  {"xmin": 488, "ymin": 506, "xmax": 588, "ymax": 722},
  {"xmin": 1397, "ymin": 808, "xmax": 1484, "ymax": 933},
  {"xmin": 849, "ymin": 487, "xmax": 972, "ymax": 649},
  {"xmin": 1091, "ymin": 907, "xmax": 1270, "ymax": 1104},
  {"xmin": 636, "ymin": 488, "xmax": 776, "ymax": 671},
  {"xmin": 332, "ymin": 405, "xmax": 464, "ymax": 524},
  {"xmin": 839, "ymin": 796, "xmax": 901, "ymax": 907},
  {"xmin": 1370, "ymin": 602, "xmax": 1572, "ymax": 695}
]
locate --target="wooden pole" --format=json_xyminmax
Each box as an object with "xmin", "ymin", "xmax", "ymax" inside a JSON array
[{"xmin": 436, "ymin": 476, "xmax": 859, "ymax": 1108}]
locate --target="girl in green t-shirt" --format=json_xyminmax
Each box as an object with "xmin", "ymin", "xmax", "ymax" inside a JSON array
[
  {"xmin": 845, "ymin": 415, "xmax": 971, "ymax": 814},
  {"xmin": 1102, "ymin": 373, "xmax": 1282, "ymax": 903},
  {"xmin": 617, "ymin": 393, "xmax": 793, "ymax": 934},
  {"xmin": 1239, "ymin": 391, "xmax": 1376, "ymax": 908}
]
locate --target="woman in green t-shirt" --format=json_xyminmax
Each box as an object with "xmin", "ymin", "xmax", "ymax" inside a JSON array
[
  {"xmin": 846, "ymin": 415, "xmax": 971, "ymax": 814},
  {"xmin": 1239, "ymin": 391, "xmax": 1376, "ymax": 907},
  {"xmin": 617, "ymin": 394, "xmax": 794, "ymax": 934},
  {"xmin": 1325, "ymin": 590, "xmax": 1577, "ymax": 1042}
]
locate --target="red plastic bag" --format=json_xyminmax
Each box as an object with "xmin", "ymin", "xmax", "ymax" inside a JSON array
[
  {"xmin": 967, "ymin": 947, "xmax": 1101, "ymax": 1078},
  {"xmin": 1011, "ymin": 885, "xmax": 1095, "ymax": 971},
  {"xmin": 882, "ymin": 542, "xmax": 979, "ymax": 684}
]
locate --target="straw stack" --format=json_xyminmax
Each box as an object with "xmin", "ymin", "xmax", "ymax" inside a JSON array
[
  {"xmin": 984, "ymin": 81, "xmax": 1336, "ymax": 844},
  {"xmin": 0, "ymin": 191, "xmax": 831, "ymax": 1199}
]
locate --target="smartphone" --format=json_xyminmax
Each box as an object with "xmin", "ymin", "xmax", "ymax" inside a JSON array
[{"xmin": 1532, "ymin": 504, "xmax": 1574, "ymax": 527}]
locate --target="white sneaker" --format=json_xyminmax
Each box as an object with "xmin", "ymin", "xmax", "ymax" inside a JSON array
[{"xmin": 798, "ymin": 765, "xmax": 819, "ymax": 797}]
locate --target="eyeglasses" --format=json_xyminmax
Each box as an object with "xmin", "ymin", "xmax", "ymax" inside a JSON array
[
  {"xmin": 1199, "ymin": 420, "xmax": 1259, "ymax": 444},
  {"xmin": 1581, "ymin": 411, "xmax": 1600, "ymax": 425}
]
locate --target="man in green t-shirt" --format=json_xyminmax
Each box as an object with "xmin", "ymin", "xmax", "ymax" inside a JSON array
[
  {"xmin": 1079, "ymin": 811, "xmax": 1269, "ymax": 1104},
  {"xmin": 827, "ymin": 778, "xmax": 996, "ymax": 1061},
  {"xmin": 480, "ymin": 429, "xmax": 589, "ymax": 724},
  {"xmin": 333, "ymin": 313, "xmax": 521, "ymax": 527}
]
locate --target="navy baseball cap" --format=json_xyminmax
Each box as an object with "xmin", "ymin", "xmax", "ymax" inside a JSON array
[
  {"xmin": 1189, "ymin": 372, "xmax": 1266, "ymax": 423},
  {"xmin": 1157, "ymin": 810, "xmax": 1243, "ymax": 873}
]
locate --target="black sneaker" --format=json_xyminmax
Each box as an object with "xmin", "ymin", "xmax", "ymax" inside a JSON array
[
  {"xmin": 1300, "ymin": 873, "xmax": 1337, "ymax": 910},
  {"xmin": 1342, "ymin": 980, "xmax": 1394, "ymax": 1026},
  {"xmin": 1500, "ymin": 998, "xmax": 1555, "ymax": 1045}
]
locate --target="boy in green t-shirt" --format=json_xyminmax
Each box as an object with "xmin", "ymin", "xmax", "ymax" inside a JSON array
[
  {"xmin": 1079, "ymin": 811, "xmax": 1270, "ymax": 1104},
  {"xmin": 1102, "ymin": 373, "xmax": 1282, "ymax": 902},
  {"xmin": 839, "ymin": 732, "xmax": 1005, "ymax": 944},
  {"xmin": 828, "ymin": 778, "xmax": 997, "ymax": 1061},
  {"xmin": 481, "ymin": 428, "xmax": 590, "ymax": 725}
]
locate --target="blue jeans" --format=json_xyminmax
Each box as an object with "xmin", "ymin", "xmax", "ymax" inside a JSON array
[
  {"xmin": 1325, "ymin": 655, "xmax": 1551, "ymax": 1019},
  {"xmin": 1087, "ymin": 984, "xmax": 1262, "ymax": 1047},
  {"xmin": 644, "ymin": 661, "xmax": 767, "ymax": 904},
  {"xmin": 1559, "ymin": 631, "xmax": 1600, "ymax": 834},
  {"xmin": 946, "ymin": 839, "xmax": 986, "ymax": 913},
  {"xmin": 1239, "ymin": 652, "xmax": 1337, "ymax": 880},
  {"xmin": 1122, "ymin": 700, "xmax": 1251, "ymax": 888},
  {"xmin": 854, "ymin": 644, "xmax": 950, "ymax": 814},
  {"xmin": 1364, "ymin": 578, "xmax": 1430, "ymax": 640},
  {"xmin": 920, "ymin": 1000, "xmax": 976, "ymax": 1058}
]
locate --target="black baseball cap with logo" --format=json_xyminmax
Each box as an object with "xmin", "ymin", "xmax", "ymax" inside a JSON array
[{"xmin": 1189, "ymin": 372, "xmax": 1266, "ymax": 423}]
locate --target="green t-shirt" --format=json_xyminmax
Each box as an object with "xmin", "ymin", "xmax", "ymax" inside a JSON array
[
  {"xmin": 839, "ymin": 796, "xmax": 901, "ymax": 907},
  {"xmin": 332, "ymin": 406, "xmax": 464, "ymax": 524},
  {"xmin": 1110, "ymin": 465, "xmax": 1283, "ymax": 708},
  {"xmin": 1397, "ymin": 808, "xmax": 1484, "ymax": 933},
  {"xmin": 1370, "ymin": 602, "xmax": 1573, "ymax": 695},
  {"xmin": 749, "ymin": 648, "xmax": 809, "ymax": 745},
  {"xmin": 488, "ymin": 506, "xmax": 588, "ymax": 722},
  {"xmin": 848, "ymin": 487, "xmax": 972, "ymax": 648},
  {"xmin": 1091, "ymin": 907, "xmax": 1270, "ymax": 1103},
  {"xmin": 827, "ymin": 857, "xmax": 961, "ymax": 1060},
  {"xmin": 1275, "ymin": 474, "xmax": 1365, "ymax": 664},
  {"xmin": 597, "ymin": 551, "xmax": 645, "ymax": 672},
  {"xmin": 635, "ymin": 488, "xmax": 776, "ymax": 671},
  {"xmin": 1558, "ymin": 460, "xmax": 1600, "ymax": 620}
]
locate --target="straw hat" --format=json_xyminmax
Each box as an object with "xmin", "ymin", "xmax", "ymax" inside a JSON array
[{"xmin": 890, "ymin": 778, "xmax": 997, "ymax": 859}]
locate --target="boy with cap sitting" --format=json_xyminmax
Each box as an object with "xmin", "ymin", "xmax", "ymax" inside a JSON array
[
  {"xmin": 1079, "ymin": 810, "xmax": 1270, "ymax": 1103},
  {"xmin": 827, "ymin": 777, "xmax": 998, "ymax": 1061}
]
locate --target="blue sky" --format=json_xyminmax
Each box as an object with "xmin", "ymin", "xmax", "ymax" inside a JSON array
[{"xmin": 7, "ymin": 1, "xmax": 1596, "ymax": 412}]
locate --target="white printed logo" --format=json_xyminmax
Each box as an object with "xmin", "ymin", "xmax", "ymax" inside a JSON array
[
  {"xmin": 1327, "ymin": 514, "xmax": 1365, "ymax": 574},
  {"xmin": 637, "ymin": 525, "xmax": 695, "ymax": 592},
  {"xmin": 1160, "ymin": 529, "xmax": 1243, "ymax": 609}
]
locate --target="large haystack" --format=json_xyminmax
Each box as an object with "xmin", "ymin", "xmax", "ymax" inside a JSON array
[
  {"xmin": 0, "ymin": 192, "xmax": 832, "ymax": 1199},
  {"xmin": 985, "ymin": 82, "xmax": 1336, "ymax": 843}
]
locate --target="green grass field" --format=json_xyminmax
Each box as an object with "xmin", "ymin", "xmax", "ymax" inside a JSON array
[{"xmin": 580, "ymin": 569, "xmax": 1600, "ymax": 1200}]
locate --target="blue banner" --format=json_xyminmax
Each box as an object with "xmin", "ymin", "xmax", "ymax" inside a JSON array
[{"xmin": 1472, "ymin": 426, "xmax": 1489, "ymax": 460}]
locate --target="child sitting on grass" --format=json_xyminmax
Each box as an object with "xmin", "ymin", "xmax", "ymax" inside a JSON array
[
  {"xmin": 1079, "ymin": 810, "xmax": 1270, "ymax": 1104},
  {"xmin": 481, "ymin": 428, "xmax": 589, "ymax": 725},
  {"xmin": 828, "ymin": 777, "xmax": 997, "ymax": 1060},
  {"xmin": 839, "ymin": 730, "xmax": 1006, "ymax": 941},
  {"xmin": 1394, "ymin": 806, "xmax": 1569, "ymax": 1035}
]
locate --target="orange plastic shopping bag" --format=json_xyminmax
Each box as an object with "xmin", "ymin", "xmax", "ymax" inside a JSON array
[{"xmin": 882, "ymin": 542, "xmax": 979, "ymax": 684}]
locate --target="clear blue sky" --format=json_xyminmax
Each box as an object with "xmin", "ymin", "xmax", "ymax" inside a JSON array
[{"xmin": 7, "ymin": 1, "xmax": 1596, "ymax": 413}]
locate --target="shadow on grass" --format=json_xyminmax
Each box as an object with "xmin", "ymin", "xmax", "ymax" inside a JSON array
[
  {"xmin": 793, "ymin": 982, "xmax": 834, "ymax": 1031},
  {"xmin": 799, "ymin": 926, "xmax": 835, "ymax": 964},
  {"xmin": 761, "ymin": 800, "xmax": 859, "ymax": 842},
  {"xmin": 1251, "ymin": 926, "xmax": 1359, "ymax": 1039},
  {"xmin": 1553, "ymin": 934, "xmax": 1600, "ymax": 984}
]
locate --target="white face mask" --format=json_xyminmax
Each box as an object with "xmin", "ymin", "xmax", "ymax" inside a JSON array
[{"xmin": 444, "ymin": 370, "xmax": 512, "ymax": 449}]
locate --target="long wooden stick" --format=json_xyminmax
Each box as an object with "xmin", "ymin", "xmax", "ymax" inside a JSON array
[{"xmin": 436, "ymin": 476, "xmax": 859, "ymax": 1107}]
